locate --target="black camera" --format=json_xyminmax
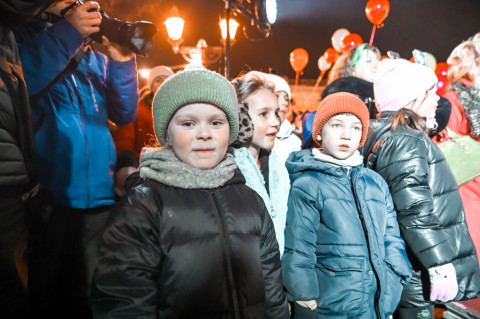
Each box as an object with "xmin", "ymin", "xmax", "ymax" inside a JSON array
[
  {"xmin": 60, "ymin": 0, "xmax": 157, "ymax": 55},
  {"xmin": 89, "ymin": 10, "xmax": 158, "ymax": 56}
]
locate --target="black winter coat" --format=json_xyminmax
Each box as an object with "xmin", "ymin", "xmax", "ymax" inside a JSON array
[
  {"xmin": 0, "ymin": 0, "xmax": 54, "ymax": 193},
  {"xmin": 362, "ymin": 114, "xmax": 480, "ymax": 306},
  {"xmin": 92, "ymin": 170, "xmax": 289, "ymax": 319}
]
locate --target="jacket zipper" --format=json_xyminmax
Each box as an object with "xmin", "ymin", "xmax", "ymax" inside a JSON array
[
  {"xmin": 348, "ymin": 169, "xmax": 382, "ymax": 318},
  {"xmin": 210, "ymin": 190, "xmax": 241, "ymax": 319},
  {"xmin": 71, "ymin": 74, "xmax": 90, "ymax": 207}
]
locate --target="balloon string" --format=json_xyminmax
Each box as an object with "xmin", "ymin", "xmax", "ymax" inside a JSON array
[
  {"xmin": 369, "ymin": 24, "xmax": 376, "ymax": 46},
  {"xmin": 294, "ymin": 71, "xmax": 300, "ymax": 98},
  {"xmin": 307, "ymin": 69, "xmax": 327, "ymax": 107},
  {"xmin": 311, "ymin": 70, "xmax": 327, "ymax": 95}
]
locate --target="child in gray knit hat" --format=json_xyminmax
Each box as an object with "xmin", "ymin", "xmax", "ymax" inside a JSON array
[{"xmin": 91, "ymin": 66, "xmax": 289, "ymax": 319}]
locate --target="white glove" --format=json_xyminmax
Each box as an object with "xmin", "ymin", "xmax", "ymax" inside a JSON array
[
  {"xmin": 296, "ymin": 300, "xmax": 317, "ymax": 310},
  {"xmin": 428, "ymin": 263, "xmax": 458, "ymax": 302}
]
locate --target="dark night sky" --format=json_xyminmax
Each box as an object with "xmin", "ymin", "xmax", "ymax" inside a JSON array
[{"xmin": 100, "ymin": 0, "xmax": 480, "ymax": 80}]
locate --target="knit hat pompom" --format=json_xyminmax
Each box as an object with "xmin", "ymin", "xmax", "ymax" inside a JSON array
[
  {"xmin": 312, "ymin": 92, "xmax": 370, "ymax": 147},
  {"xmin": 374, "ymin": 58, "xmax": 438, "ymax": 112},
  {"xmin": 152, "ymin": 67, "xmax": 239, "ymax": 146},
  {"xmin": 147, "ymin": 66, "xmax": 174, "ymax": 91}
]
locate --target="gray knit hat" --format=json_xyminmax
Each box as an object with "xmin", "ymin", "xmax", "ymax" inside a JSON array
[{"xmin": 152, "ymin": 67, "xmax": 239, "ymax": 146}]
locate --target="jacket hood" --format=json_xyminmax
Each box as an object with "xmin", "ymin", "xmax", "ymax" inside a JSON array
[{"xmin": 286, "ymin": 149, "xmax": 357, "ymax": 183}]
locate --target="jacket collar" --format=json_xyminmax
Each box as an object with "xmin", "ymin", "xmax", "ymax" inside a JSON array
[{"xmin": 276, "ymin": 119, "xmax": 295, "ymax": 140}]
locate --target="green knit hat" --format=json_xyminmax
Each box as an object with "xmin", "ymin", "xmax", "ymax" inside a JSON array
[{"xmin": 152, "ymin": 67, "xmax": 239, "ymax": 146}]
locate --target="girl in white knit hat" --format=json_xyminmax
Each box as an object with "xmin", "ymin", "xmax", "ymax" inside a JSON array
[{"xmin": 265, "ymin": 73, "xmax": 302, "ymax": 163}]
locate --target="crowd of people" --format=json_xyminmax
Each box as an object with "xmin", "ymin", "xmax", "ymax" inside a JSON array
[{"xmin": 1, "ymin": 0, "xmax": 480, "ymax": 318}]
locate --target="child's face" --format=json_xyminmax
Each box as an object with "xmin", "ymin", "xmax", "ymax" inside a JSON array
[
  {"xmin": 166, "ymin": 103, "xmax": 230, "ymax": 170},
  {"xmin": 244, "ymin": 88, "xmax": 280, "ymax": 151},
  {"xmin": 316, "ymin": 113, "xmax": 362, "ymax": 160},
  {"xmin": 352, "ymin": 50, "xmax": 379, "ymax": 83},
  {"xmin": 151, "ymin": 76, "xmax": 169, "ymax": 95},
  {"xmin": 409, "ymin": 87, "xmax": 440, "ymax": 126},
  {"xmin": 275, "ymin": 90, "xmax": 290, "ymax": 123}
]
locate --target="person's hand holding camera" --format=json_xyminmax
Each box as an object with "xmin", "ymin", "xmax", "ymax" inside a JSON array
[
  {"xmin": 102, "ymin": 35, "xmax": 135, "ymax": 62},
  {"xmin": 64, "ymin": 1, "xmax": 101, "ymax": 39}
]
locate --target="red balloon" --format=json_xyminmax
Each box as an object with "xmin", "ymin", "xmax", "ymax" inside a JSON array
[
  {"xmin": 290, "ymin": 48, "xmax": 309, "ymax": 72},
  {"xmin": 365, "ymin": 0, "xmax": 391, "ymax": 25},
  {"xmin": 435, "ymin": 62, "xmax": 449, "ymax": 78},
  {"xmin": 380, "ymin": 55, "xmax": 389, "ymax": 61},
  {"xmin": 436, "ymin": 74, "xmax": 449, "ymax": 96},
  {"xmin": 341, "ymin": 33, "xmax": 363, "ymax": 52},
  {"xmin": 409, "ymin": 56, "xmax": 415, "ymax": 63},
  {"xmin": 324, "ymin": 47, "xmax": 339, "ymax": 64}
]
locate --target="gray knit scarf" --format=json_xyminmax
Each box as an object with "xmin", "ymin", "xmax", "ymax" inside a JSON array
[
  {"xmin": 450, "ymin": 82, "xmax": 480, "ymax": 137},
  {"xmin": 139, "ymin": 148, "xmax": 237, "ymax": 189}
]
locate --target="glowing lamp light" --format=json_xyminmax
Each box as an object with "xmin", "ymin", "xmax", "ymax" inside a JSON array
[
  {"xmin": 265, "ymin": 0, "xmax": 277, "ymax": 24},
  {"xmin": 220, "ymin": 19, "xmax": 239, "ymax": 40},
  {"xmin": 164, "ymin": 16, "xmax": 185, "ymax": 41},
  {"xmin": 139, "ymin": 69, "xmax": 150, "ymax": 78}
]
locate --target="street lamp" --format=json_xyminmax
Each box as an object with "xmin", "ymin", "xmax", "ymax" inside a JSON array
[
  {"xmin": 220, "ymin": 18, "xmax": 239, "ymax": 44},
  {"xmin": 164, "ymin": 10, "xmax": 238, "ymax": 71}
]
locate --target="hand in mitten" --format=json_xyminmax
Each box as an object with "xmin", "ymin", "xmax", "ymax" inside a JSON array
[
  {"xmin": 296, "ymin": 300, "xmax": 317, "ymax": 310},
  {"xmin": 428, "ymin": 263, "xmax": 458, "ymax": 302}
]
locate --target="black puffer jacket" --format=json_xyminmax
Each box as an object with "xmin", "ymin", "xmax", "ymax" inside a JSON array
[
  {"xmin": 363, "ymin": 114, "xmax": 480, "ymax": 305},
  {"xmin": 92, "ymin": 170, "xmax": 289, "ymax": 319},
  {"xmin": 0, "ymin": 0, "xmax": 53, "ymax": 194}
]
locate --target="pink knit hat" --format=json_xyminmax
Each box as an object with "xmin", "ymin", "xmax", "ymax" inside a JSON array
[{"xmin": 374, "ymin": 58, "xmax": 438, "ymax": 112}]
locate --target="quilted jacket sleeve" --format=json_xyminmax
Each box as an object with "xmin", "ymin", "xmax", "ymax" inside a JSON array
[
  {"xmin": 282, "ymin": 185, "xmax": 320, "ymax": 301},
  {"xmin": 375, "ymin": 133, "xmax": 456, "ymax": 269},
  {"xmin": 91, "ymin": 186, "xmax": 162, "ymax": 319}
]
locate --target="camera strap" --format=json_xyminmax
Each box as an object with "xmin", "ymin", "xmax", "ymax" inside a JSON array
[
  {"xmin": 39, "ymin": 12, "xmax": 63, "ymax": 24},
  {"xmin": 30, "ymin": 47, "xmax": 86, "ymax": 135}
]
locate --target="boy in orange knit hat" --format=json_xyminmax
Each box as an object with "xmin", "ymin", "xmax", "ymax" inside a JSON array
[{"xmin": 282, "ymin": 92, "xmax": 412, "ymax": 319}]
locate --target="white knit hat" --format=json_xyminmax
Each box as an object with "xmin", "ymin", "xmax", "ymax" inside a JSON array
[
  {"xmin": 265, "ymin": 74, "xmax": 291, "ymax": 100},
  {"xmin": 374, "ymin": 58, "xmax": 438, "ymax": 112},
  {"xmin": 147, "ymin": 66, "xmax": 174, "ymax": 91}
]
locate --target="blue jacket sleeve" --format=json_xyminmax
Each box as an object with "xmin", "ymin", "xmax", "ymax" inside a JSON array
[
  {"xmin": 105, "ymin": 57, "xmax": 138, "ymax": 125},
  {"xmin": 282, "ymin": 185, "xmax": 320, "ymax": 301},
  {"xmin": 16, "ymin": 19, "xmax": 84, "ymax": 95}
]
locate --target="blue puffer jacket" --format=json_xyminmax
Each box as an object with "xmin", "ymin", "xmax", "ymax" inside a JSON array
[
  {"xmin": 15, "ymin": 19, "xmax": 138, "ymax": 208},
  {"xmin": 282, "ymin": 150, "xmax": 412, "ymax": 318}
]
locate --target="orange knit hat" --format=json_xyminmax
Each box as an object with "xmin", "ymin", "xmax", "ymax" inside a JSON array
[{"xmin": 312, "ymin": 92, "xmax": 370, "ymax": 147}]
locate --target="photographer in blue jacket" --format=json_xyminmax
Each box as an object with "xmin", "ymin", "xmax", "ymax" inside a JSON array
[{"xmin": 15, "ymin": 0, "xmax": 138, "ymax": 317}]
